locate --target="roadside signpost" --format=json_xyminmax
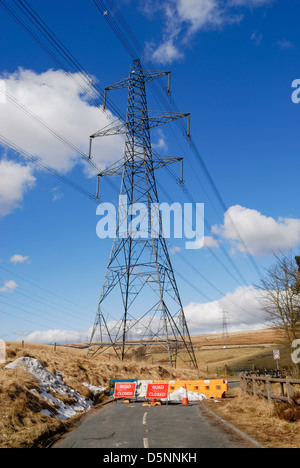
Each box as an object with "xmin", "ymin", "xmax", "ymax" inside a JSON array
[{"xmin": 273, "ymin": 350, "xmax": 280, "ymax": 371}]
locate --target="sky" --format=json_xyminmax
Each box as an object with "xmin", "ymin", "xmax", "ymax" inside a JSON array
[{"xmin": 0, "ymin": 0, "xmax": 300, "ymax": 343}]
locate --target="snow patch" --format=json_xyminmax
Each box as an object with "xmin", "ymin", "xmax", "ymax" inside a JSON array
[
  {"xmin": 5, "ymin": 357, "xmax": 104, "ymax": 420},
  {"xmin": 169, "ymin": 387, "xmax": 208, "ymax": 402},
  {"xmin": 81, "ymin": 382, "xmax": 107, "ymax": 395}
]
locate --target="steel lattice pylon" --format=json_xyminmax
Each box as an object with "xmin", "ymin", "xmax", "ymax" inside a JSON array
[{"xmin": 88, "ymin": 59, "xmax": 197, "ymax": 369}]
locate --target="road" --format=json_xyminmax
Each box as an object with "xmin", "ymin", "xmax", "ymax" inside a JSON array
[{"xmin": 54, "ymin": 399, "xmax": 255, "ymax": 449}]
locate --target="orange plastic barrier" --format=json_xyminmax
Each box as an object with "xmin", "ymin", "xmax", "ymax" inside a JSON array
[{"xmin": 153, "ymin": 379, "xmax": 228, "ymax": 399}]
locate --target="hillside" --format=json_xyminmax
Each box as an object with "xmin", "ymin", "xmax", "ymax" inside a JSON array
[{"xmin": 0, "ymin": 328, "xmax": 293, "ymax": 448}]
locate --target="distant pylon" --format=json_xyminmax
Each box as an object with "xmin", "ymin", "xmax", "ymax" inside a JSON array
[
  {"xmin": 88, "ymin": 59, "xmax": 197, "ymax": 369},
  {"xmin": 222, "ymin": 310, "xmax": 229, "ymax": 339}
]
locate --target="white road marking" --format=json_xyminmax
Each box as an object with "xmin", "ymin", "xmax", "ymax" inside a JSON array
[
  {"xmin": 143, "ymin": 412, "xmax": 148, "ymax": 425},
  {"xmin": 143, "ymin": 437, "xmax": 149, "ymax": 448}
]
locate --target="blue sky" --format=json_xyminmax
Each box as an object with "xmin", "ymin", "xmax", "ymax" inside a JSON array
[{"xmin": 0, "ymin": 0, "xmax": 300, "ymax": 343}]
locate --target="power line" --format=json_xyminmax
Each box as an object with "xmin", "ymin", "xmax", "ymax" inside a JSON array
[
  {"xmin": 0, "ymin": 135, "xmax": 99, "ymax": 202},
  {"xmin": 0, "ymin": 0, "xmax": 124, "ymax": 120},
  {"xmin": 1, "ymin": 0, "xmax": 252, "ymax": 290},
  {"xmin": 0, "ymin": 0, "xmax": 265, "ymax": 336},
  {"xmin": 92, "ymin": 0, "xmax": 262, "ymax": 280}
]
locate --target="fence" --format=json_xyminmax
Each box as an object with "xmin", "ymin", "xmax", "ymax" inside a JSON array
[{"xmin": 240, "ymin": 374, "xmax": 300, "ymax": 405}]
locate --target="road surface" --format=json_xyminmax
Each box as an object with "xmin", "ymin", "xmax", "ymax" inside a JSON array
[{"xmin": 54, "ymin": 399, "xmax": 255, "ymax": 449}]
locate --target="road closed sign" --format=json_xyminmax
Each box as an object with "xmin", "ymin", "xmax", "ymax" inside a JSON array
[
  {"xmin": 114, "ymin": 382, "xmax": 136, "ymax": 399},
  {"xmin": 146, "ymin": 383, "xmax": 170, "ymax": 400}
]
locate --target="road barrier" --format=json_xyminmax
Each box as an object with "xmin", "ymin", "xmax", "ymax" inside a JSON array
[
  {"xmin": 113, "ymin": 381, "xmax": 137, "ymax": 399},
  {"xmin": 154, "ymin": 379, "xmax": 228, "ymax": 399},
  {"xmin": 146, "ymin": 383, "xmax": 170, "ymax": 400},
  {"xmin": 109, "ymin": 379, "xmax": 138, "ymax": 396},
  {"xmin": 109, "ymin": 378, "xmax": 229, "ymax": 402}
]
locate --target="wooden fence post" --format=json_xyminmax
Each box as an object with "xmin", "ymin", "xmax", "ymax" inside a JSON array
[
  {"xmin": 286, "ymin": 377, "xmax": 294, "ymax": 404},
  {"xmin": 252, "ymin": 376, "xmax": 257, "ymax": 396},
  {"xmin": 266, "ymin": 376, "xmax": 272, "ymax": 403}
]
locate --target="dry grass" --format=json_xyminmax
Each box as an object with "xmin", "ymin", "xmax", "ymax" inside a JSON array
[
  {"xmin": 0, "ymin": 341, "xmax": 197, "ymax": 448},
  {"xmin": 205, "ymin": 388, "xmax": 300, "ymax": 448},
  {"xmin": 0, "ymin": 329, "xmax": 297, "ymax": 449},
  {"xmin": 0, "ymin": 367, "xmax": 69, "ymax": 448}
]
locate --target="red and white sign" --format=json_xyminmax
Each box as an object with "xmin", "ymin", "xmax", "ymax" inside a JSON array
[
  {"xmin": 114, "ymin": 382, "xmax": 136, "ymax": 399},
  {"xmin": 146, "ymin": 383, "xmax": 170, "ymax": 400}
]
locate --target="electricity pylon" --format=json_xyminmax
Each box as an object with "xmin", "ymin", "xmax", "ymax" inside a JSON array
[
  {"xmin": 88, "ymin": 59, "xmax": 197, "ymax": 369},
  {"xmin": 222, "ymin": 310, "xmax": 229, "ymax": 339}
]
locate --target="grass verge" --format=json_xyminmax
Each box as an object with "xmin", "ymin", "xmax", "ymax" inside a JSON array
[{"xmin": 205, "ymin": 387, "xmax": 300, "ymax": 448}]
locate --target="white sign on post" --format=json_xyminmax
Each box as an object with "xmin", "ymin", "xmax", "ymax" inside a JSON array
[{"xmin": 273, "ymin": 350, "xmax": 280, "ymax": 360}]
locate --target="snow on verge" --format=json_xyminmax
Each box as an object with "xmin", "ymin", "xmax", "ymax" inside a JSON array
[
  {"xmin": 169, "ymin": 387, "xmax": 208, "ymax": 402},
  {"xmin": 5, "ymin": 357, "xmax": 104, "ymax": 420}
]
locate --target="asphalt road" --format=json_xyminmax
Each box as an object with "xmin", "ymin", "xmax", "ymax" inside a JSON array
[{"xmin": 54, "ymin": 399, "xmax": 254, "ymax": 449}]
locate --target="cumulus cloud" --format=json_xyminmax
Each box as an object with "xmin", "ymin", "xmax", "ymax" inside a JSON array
[
  {"xmin": 0, "ymin": 159, "xmax": 36, "ymax": 217},
  {"xmin": 184, "ymin": 285, "xmax": 266, "ymax": 334},
  {"xmin": 0, "ymin": 280, "xmax": 18, "ymax": 293},
  {"xmin": 212, "ymin": 205, "xmax": 300, "ymax": 257},
  {"xmin": 142, "ymin": 0, "xmax": 274, "ymax": 64},
  {"xmin": 10, "ymin": 254, "xmax": 31, "ymax": 264},
  {"xmin": 277, "ymin": 39, "xmax": 296, "ymax": 50},
  {"xmin": 170, "ymin": 236, "xmax": 220, "ymax": 254},
  {"xmin": 0, "ymin": 68, "xmax": 123, "ymax": 171},
  {"xmin": 149, "ymin": 40, "xmax": 184, "ymax": 64},
  {"xmin": 0, "ymin": 68, "xmax": 124, "ymax": 215},
  {"xmin": 16, "ymin": 328, "xmax": 93, "ymax": 345}
]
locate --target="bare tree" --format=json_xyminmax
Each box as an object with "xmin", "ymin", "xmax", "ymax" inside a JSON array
[{"xmin": 259, "ymin": 252, "xmax": 300, "ymax": 346}]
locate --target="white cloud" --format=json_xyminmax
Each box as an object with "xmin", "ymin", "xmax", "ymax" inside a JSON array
[
  {"xmin": 0, "ymin": 68, "xmax": 124, "ymax": 215},
  {"xmin": 212, "ymin": 205, "xmax": 300, "ymax": 257},
  {"xmin": 152, "ymin": 129, "xmax": 169, "ymax": 152},
  {"xmin": 251, "ymin": 31, "xmax": 263, "ymax": 46},
  {"xmin": 149, "ymin": 39, "xmax": 184, "ymax": 64},
  {"xmin": 10, "ymin": 254, "xmax": 31, "ymax": 264},
  {"xmin": 143, "ymin": 0, "xmax": 274, "ymax": 63},
  {"xmin": 184, "ymin": 285, "xmax": 266, "ymax": 334},
  {"xmin": 16, "ymin": 327, "xmax": 92, "ymax": 345},
  {"xmin": 170, "ymin": 236, "xmax": 220, "ymax": 254},
  {"xmin": 176, "ymin": 0, "xmax": 226, "ymax": 33},
  {"xmin": 277, "ymin": 39, "xmax": 296, "ymax": 50},
  {"xmin": 203, "ymin": 235, "xmax": 221, "ymax": 248},
  {"xmin": 0, "ymin": 159, "xmax": 36, "ymax": 217},
  {"xmin": 0, "ymin": 68, "xmax": 123, "ymax": 174},
  {"xmin": 229, "ymin": 0, "xmax": 273, "ymax": 6},
  {"xmin": 170, "ymin": 245, "xmax": 182, "ymax": 255},
  {"xmin": 50, "ymin": 186, "xmax": 64, "ymax": 202},
  {"xmin": 0, "ymin": 280, "xmax": 18, "ymax": 293}
]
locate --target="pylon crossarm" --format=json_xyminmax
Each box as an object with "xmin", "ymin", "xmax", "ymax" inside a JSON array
[
  {"xmin": 97, "ymin": 155, "xmax": 182, "ymax": 179},
  {"xmin": 146, "ymin": 111, "xmax": 190, "ymax": 132},
  {"xmin": 151, "ymin": 156, "xmax": 183, "ymax": 171},
  {"xmin": 91, "ymin": 113, "xmax": 190, "ymax": 139},
  {"xmin": 91, "ymin": 120, "xmax": 127, "ymax": 138},
  {"xmin": 105, "ymin": 71, "xmax": 170, "ymax": 92}
]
